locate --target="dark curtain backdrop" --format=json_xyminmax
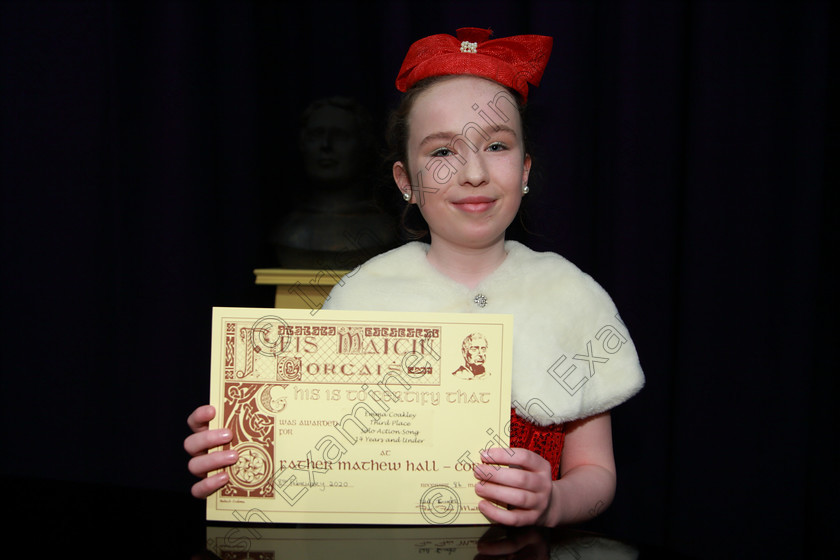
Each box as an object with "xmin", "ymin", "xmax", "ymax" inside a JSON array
[{"xmin": 1, "ymin": 1, "xmax": 835, "ymax": 558}]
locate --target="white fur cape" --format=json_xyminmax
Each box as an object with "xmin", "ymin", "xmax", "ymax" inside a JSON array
[{"xmin": 323, "ymin": 241, "xmax": 644, "ymax": 426}]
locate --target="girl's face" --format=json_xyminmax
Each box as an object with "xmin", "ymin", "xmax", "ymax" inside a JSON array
[{"xmin": 394, "ymin": 76, "xmax": 531, "ymax": 251}]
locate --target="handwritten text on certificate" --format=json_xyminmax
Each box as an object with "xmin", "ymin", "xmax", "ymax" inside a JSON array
[{"xmin": 207, "ymin": 307, "xmax": 513, "ymax": 524}]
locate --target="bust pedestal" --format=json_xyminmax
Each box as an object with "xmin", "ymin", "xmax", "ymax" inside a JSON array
[{"xmin": 253, "ymin": 268, "xmax": 349, "ymax": 310}]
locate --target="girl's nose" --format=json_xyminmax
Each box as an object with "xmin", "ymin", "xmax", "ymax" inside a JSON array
[{"xmin": 459, "ymin": 152, "xmax": 488, "ymax": 187}]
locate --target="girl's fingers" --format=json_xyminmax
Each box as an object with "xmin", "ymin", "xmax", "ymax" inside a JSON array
[
  {"xmin": 184, "ymin": 427, "xmax": 232, "ymax": 457},
  {"xmin": 187, "ymin": 404, "xmax": 216, "ymax": 432},
  {"xmin": 187, "ymin": 448, "xmax": 239, "ymax": 478},
  {"xmin": 191, "ymin": 471, "xmax": 231, "ymax": 499}
]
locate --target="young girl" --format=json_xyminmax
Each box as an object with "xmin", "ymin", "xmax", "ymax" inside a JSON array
[{"xmin": 185, "ymin": 28, "xmax": 644, "ymax": 527}]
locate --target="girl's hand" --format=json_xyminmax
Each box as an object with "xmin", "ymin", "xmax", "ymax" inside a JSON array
[
  {"xmin": 184, "ymin": 404, "xmax": 238, "ymax": 498},
  {"xmin": 474, "ymin": 412, "xmax": 617, "ymax": 527},
  {"xmin": 473, "ymin": 447, "xmax": 555, "ymax": 527}
]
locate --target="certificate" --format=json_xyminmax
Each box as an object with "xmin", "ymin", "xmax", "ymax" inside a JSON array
[{"xmin": 207, "ymin": 307, "xmax": 513, "ymax": 525}]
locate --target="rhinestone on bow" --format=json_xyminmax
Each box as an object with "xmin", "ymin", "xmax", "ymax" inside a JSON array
[
  {"xmin": 460, "ymin": 41, "xmax": 478, "ymax": 53},
  {"xmin": 473, "ymin": 294, "xmax": 487, "ymax": 308}
]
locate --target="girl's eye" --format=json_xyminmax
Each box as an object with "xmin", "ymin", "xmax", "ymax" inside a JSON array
[
  {"xmin": 430, "ymin": 147, "xmax": 453, "ymax": 157},
  {"xmin": 487, "ymin": 142, "xmax": 507, "ymax": 152}
]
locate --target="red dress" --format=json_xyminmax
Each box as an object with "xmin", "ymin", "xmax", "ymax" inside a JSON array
[{"xmin": 509, "ymin": 408, "xmax": 566, "ymax": 480}]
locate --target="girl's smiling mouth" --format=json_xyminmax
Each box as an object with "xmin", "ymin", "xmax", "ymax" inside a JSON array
[{"xmin": 452, "ymin": 196, "xmax": 496, "ymax": 213}]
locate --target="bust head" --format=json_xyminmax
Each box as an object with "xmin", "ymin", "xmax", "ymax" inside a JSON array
[{"xmin": 298, "ymin": 97, "xmax": 375, "ymax": 187}]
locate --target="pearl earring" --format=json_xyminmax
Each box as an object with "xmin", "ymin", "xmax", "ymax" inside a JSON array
[
  {"xmin": 522, "ymin": 184, "xmax": 530, "ymax": 194},
  {"xmin": 403, "ymin": 191, "xmax": 411, "ymax": 201}
]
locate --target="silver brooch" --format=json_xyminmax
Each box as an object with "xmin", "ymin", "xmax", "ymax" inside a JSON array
[{"xmin": 473, "ymin": 294, "xmax": 487, "ymax": 308}]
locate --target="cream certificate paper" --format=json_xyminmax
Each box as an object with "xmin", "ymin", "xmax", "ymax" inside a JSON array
[{"xmin": 207, "ymin": 307, "xmax": 513, "ymax": 525}]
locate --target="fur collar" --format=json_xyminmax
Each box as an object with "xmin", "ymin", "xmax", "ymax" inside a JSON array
[{"xmin": 324, "ymin": 241, "xmax": 644, "ymax": 426}]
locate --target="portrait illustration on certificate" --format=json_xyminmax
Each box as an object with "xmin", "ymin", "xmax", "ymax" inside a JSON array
[{"xmin": 451, "ymin": 332, "xmax": 491, "ymax": 380}]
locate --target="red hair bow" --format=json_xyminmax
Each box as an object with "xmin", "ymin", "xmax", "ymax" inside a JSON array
[{"xmin": 395, "ymin": 28, "xmax": 553, "ymax": 102}]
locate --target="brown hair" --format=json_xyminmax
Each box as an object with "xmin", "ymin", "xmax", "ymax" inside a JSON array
[{"xmin": 384, "ymin": 75, "xmax": 531, "ymax": 241}]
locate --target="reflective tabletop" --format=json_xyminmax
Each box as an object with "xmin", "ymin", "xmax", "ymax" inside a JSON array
[{"xmin": 13, "ymin": 477, "xmax": 688, "ymax": 559}]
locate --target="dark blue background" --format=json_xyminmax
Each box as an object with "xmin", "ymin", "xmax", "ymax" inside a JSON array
[{"xmin": 1, "ymin": 1, "xmax": 835, "ymax": 557}]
